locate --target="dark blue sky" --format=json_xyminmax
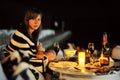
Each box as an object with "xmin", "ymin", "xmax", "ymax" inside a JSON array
[{"xmin": 0, "ymin": 0, "xmax": 120, "ymax": 49}]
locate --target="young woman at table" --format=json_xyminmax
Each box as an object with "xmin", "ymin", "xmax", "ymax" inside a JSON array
[{"xmin": 1, "ymin": 7, "xmax": 56, "ymax": 80}]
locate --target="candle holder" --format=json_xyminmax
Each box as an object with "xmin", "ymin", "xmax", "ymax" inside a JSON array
[{"xmin": 78, "ymin": 51, "xmax": 85, "ymax": 68}]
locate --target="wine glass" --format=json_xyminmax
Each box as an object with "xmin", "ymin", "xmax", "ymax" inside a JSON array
[{"xmin": 88, "ymin": 42, "xmax": 95, "ymax": 64}]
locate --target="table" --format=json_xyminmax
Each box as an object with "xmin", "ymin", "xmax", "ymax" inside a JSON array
[
  {"xmin": 48, "ymin": 58, "xmax": 120, "ymax": 80},
  {"xmin": 61, "ymin": 73, "xmax": 120, "ymax": 80}
]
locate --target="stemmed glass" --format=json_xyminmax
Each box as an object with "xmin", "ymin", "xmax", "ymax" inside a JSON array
[
  {"xmin": 88, "ymin": 42, "xmax": 99, "ymax": 64},
  {"xmin": 88, "ymin": 42, "xmax": 95, "ymax": 64}
]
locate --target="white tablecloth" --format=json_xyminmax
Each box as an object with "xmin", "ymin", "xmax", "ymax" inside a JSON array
[{"xmin": 61, "ymin": 72, "xmax": 120, "ymax": 80}]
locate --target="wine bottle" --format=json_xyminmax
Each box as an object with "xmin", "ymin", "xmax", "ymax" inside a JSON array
[{"xmin": 100, "ymin": 32, "xmax": 110, "ymax": 66}]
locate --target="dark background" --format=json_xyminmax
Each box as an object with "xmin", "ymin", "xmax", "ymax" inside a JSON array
[{"xmin": 0, "ymin": 0, "xmax": 120, "ymax": 50}]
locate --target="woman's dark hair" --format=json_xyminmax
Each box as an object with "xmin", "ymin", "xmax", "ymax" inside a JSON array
[{"xmin": 24, "ymin": 8, "xmax": 43, "ymax": 42}]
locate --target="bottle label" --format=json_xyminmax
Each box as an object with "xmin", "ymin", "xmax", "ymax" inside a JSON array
[{"xmin": 100, "ymin": 53, "xmax": 109, "ymax": 66}]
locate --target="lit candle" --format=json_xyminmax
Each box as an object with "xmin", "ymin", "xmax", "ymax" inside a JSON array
[{"xmin": 78, "ymin": 52, "xmax": 85, "ymax": 68}]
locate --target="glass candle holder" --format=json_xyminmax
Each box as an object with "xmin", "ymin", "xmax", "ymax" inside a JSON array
[{"xmin": 78, "ymin": 52, "xmax": 85, "ymax": 68}]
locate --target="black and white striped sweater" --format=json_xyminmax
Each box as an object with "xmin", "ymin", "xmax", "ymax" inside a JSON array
[{"xmin": 2, "ymin": 28, "xmax": 48, "ymax": 80}]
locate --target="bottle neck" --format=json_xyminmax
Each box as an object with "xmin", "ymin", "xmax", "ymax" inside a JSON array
[
  {"xmin": 101, "ymin": 32, "xmax": 110, "ymax": 55},
  {"xmin": 102, "ymin": 33, "xmax": 108, "ymax": 46}
]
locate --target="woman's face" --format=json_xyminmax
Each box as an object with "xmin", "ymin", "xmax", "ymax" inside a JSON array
[{"xmin": 28, "ymin": 14, "xmax": 41, "ymax": 33}]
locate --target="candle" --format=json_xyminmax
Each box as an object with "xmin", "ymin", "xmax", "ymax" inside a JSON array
[{"xmin": 78, "ymin": 52, "xmax": 85, "ymax": 68}]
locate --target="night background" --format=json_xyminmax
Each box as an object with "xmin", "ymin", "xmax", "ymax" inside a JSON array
[{"xmin": 0, "ymin": 0, "xmax": 120, "ymax": 50}]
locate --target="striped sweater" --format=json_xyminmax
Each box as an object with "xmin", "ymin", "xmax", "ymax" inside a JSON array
[
  {"xmin": 2, "ymin": 28, "xmax": 48, "ymax": 80},
  {"xmin": 5, "ymin": 28, "xmax": 37, "ymax": 57}
]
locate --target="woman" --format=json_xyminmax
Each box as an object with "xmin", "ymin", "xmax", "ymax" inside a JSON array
[{"xmin": 1, "ymin": 8, "xmax": 55, "ymax": 80}]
